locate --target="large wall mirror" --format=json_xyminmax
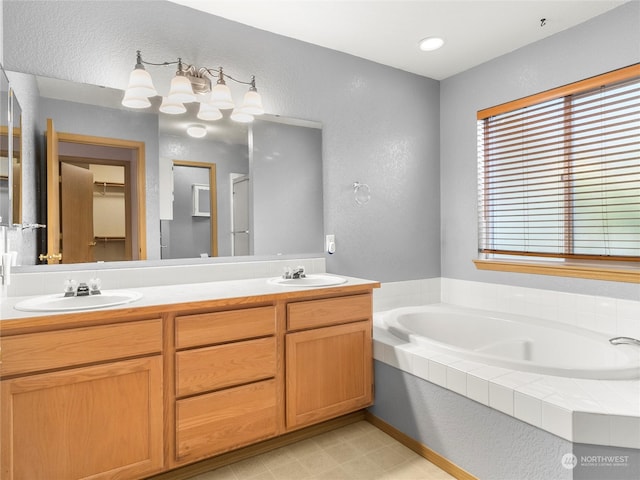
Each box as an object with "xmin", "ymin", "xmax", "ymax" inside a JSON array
[
  {"xmin": 11, "ymin": 72, "xmax": 324, "ymax": 268},
  {"xmin": 1, "ymin": 66, "xmax": 22, "ymax": 227}
]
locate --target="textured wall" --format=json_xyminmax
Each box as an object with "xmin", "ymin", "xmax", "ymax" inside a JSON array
[
  {"xmin": 252, "ymin": 120, "xmax": 323, "ymax": 255},
  {"xmin": 440, "ymin": 2, "xmax": 640, "ymax": 300},
  {"xmin": 3, "ymin": 0, "xmax": 441, "ymax": 282},
  {"xmin": 369, "ymin": 361, "xmax": 573, "ymax": 480}
]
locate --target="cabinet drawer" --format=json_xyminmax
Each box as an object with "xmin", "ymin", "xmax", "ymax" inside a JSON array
[
  {"xmin": 176, "ymin": 306, "xmax": 275, "ymax": 349},
  {"xmin": 287, "ymin": 294, "xmax": 372, "ymax": 331},
  {"xmin": 176, "ymin": 379, "xmax": 277, "ymax": 462},
  {"xmin": 0, "ymin": 319, "xmax": 163, "ymax": 377},
  {"xmin": 176, "ymin": 337, "xmax": 276, "ymax": 397}
]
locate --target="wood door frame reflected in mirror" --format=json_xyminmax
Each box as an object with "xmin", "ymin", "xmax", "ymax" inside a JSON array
[
  {"xmin": 45, "ymin": 119, "xmax": 147, "ymax": 264},
  {"xmin": 171, "ymin": 160, "xmax": 218, "ymax": 258}
]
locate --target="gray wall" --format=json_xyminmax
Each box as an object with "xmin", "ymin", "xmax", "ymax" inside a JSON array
[
  {"xmin": 163, "ymin": 164, "xmax": 211, "ymax": 259},
  {"xmin": 3, "ymin": 0, "xmax": 441, "ymax": 282},
  {"xmin": 252, "ymin": 119, "xmax": 323, "ymax": 255},
  {"xmin": 160, "ymin": 133, "xmax": 249, "ymax": 257},
  {"xmin": 3, "ymin": 1, "xmax": 635, "ymax": 295},
  {"xmin": 440, "ymin": 1, "xmax": 640, "ymax": 300}
]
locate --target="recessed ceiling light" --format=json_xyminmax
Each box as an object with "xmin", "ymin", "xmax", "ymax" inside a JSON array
[
  {"xmin": 418, "ymin": 37, "xmax": 444, "ymax": 51},
  {"xmin": 186, "ymin": 124, "xmax": 207, "ymax": 138}
]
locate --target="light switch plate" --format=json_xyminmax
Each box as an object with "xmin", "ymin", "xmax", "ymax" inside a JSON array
[{"xmin": 325, "ymin": 234, "xmax": 336, "ymax": 254}]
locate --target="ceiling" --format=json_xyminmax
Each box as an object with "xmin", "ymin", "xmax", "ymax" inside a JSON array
[{"xmin": 168, "ymin": 0, "xmax": 628, "ymax": 80}]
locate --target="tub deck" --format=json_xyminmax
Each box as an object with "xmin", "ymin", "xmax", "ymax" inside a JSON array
[{"xmin": 374, "ymin": 305, "xmax": 640, "ymax": 450}]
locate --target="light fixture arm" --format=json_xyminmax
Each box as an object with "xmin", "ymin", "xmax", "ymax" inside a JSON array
[
  {"xmin": 124, "ymin": 50, "xmax": 264, "ymax": 123},
  {"xmin": 135, "ymin": 52, "xmax": 256, "ymax": 89}
]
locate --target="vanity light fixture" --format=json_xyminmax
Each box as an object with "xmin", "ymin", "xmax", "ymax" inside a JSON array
[
  {"xmin": 186, "ymin": 124, "xmax": 207, "ymax": 138},
  {"xmin": 122, "ymin": 50, "xmax": 264, "ymax": 123},
  {"xmin": 418, "ymin": 36, "xmax": 445, "ymax": 51}
]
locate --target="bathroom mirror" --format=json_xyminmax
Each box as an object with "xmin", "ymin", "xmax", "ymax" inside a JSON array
[
  {"xmin": 11, "ymin": 88, "xmax": 22, "ymax": 226},
  {"xmin": 13, "ymin": 72, "xmax": 324, "ymax": 267},
  {"xmin": 0, "ymin": 66, "xmax": 10, "ymax": 226}
]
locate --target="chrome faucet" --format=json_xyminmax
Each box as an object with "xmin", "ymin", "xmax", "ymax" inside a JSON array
[
  {"xmin": 291, "ymin": 266, "xmax": 306, "ymax": 279},
  {"xmin": 63, "ymin": 278, "xmax": 102, "ymax": 297},
  {"xmin": 282, "ymin": 266, "xmax": 306, "ymax": 279},
  {"xmin": 609, "ymin": 337, "xmax": 640, "ymax": 347}
]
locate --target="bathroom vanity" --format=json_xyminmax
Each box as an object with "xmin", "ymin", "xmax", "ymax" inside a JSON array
[{"xmin": 0, "ymin": 276, "xmax": 378, "ymax": 479}]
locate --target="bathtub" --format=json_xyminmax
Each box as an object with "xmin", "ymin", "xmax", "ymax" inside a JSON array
[{"xmin": 376, "ymin": 304, "xmax": 640, "ymax": 380}]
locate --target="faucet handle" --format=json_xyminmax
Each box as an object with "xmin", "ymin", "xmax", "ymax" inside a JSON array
[
  {"xmin": 89, "ymin": 277, "xmax": 102, "ymax": 295},
  {"xmin": 63, "ymin": 279, "xmax": 78, "ymax": 297}
]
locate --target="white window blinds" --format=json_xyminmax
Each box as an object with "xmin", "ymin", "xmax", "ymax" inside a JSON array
[{"xmin": 477, "ymin": 65, "xmax": 640, "ymax": 262}]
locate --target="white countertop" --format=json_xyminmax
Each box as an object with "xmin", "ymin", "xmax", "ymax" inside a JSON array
[{"xmin": 0, "ymin": 275, "xmax": 379, "ymax": 321}]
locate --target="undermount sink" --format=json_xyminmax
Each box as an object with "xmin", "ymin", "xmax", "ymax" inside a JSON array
[
  {"xmin": 14, "ymin": 290, "xmax": 143, "ymax": 312},
  {"xmin": 268, "ymin": 274, "xmax": 347, "ymax": 288}
]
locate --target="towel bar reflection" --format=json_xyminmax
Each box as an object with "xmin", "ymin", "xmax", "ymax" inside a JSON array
[{"xmin": 353, "ymin": 182, "xmax": 371, "ymax": 206}]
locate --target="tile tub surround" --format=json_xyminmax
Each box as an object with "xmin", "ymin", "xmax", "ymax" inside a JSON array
[
  {"xmin": 372, "ymin": 279, "xmax": 640, "ymax": 450},
  {"xmin": 440, "ymin": 278, "xmax": 640, "ymax": 339}
]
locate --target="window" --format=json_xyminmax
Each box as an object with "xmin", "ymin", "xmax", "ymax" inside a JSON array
[{"xmin": 477, "ymin": 65, "xmax": 640, "ymax": 277}]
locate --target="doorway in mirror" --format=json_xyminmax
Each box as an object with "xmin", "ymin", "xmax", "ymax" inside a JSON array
[{"xmin": 160, "ymin": 160, "xmax": 217, "ymax": 259}]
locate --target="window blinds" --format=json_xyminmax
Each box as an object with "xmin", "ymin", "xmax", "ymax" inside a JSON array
[{"xmin": 477, "ymin": 65, "xmax": 640, "ymax": 261}]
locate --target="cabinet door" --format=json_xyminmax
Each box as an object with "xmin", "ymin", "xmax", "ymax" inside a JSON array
[
  {"xmin": 1, "ymin": 356, "xmax": 163, "ymax": 480},
  {"xmin": 286, "ymin": 321, "xmax": 372, "ymax": 430}
]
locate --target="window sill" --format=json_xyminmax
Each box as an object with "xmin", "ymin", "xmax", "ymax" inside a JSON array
[{"xmin": 473, "ymin": 259, "xmax": 639, "ymax": 283}]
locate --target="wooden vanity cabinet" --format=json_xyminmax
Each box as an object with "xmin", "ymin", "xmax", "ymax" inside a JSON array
[
  {"xmin": 173, "ymin": 305, "xmax": 279, "ymax": 464},
  {"xmin": 285, "ymin": 293, "xmax": 373, "ymax": 430},
  {"xmin": 1, "ymin": 283, "xmax": 378, "ymax": 478},
  {"xmin": 0, "ymin": 318, "xmax": 164, "ymax": 480}
]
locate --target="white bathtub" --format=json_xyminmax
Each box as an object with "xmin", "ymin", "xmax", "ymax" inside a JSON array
[{"xmin": 376, "ymin": 304, "xmax": 640, "ymax": 380}]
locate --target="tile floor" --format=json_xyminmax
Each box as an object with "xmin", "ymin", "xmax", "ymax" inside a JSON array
[{"xmin": 187, "ymin": 421, "xmax": 455, "ymax": 480}]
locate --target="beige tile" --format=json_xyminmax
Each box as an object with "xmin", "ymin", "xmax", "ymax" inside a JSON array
[
  {"xmin": 381, "ymin": 460, "xmax": 432, "ymax": 480},
  {"xmin": 267, "ymin": 459, "xmax": 312, "ymax": 480},
  {"xmin": 309, "ymin": 465, "xmax": 351, "ymax": 480},
  {"xmin": 323, "ymin": 441, "xmax": 361, "ymax": 464},
  {"xmin": 296, "ymin": 449, "xmax": 341, "ymax": 474},
  {"xmin": 387, "ymin": 442, "xmax": 420, "ymax": 460},
  {"xmin": 412, "ymin": 457, "xmax": 457, "ymax": 479},
  {"xmin": 186, "ymin": 422, "xmax": 456, "ymax": 480},
  {"xmin": 257, "ymin": 447, "xmax": 297, "ymax": 470},
  {"xmin": 229, "ymin": 455, "xmax": 268, "ymax": 479},
  {"xmin": 365, "ymin": 445, "xmax": 409, "ymax": 471},
  {"xmin": 191, "ymin": 465, "xmax": 237, "ymax": 480},
  {"xmin": 244, "ymin": 472, "xmax": 277, "ymax": 480},
  {"xmin": 312, "ymin": 428, "xmax": 348, "ymax": 448},
  {"xmin": 341, "ymin": 456, "xmax": 384, "ymax": 479},
  {"xmin": 348, "ymin": 429, "xmax": 391, "ymax": 454},
  {"xmin": 286, "ymin": 437, "xmax": 323, "ymax": 459}
]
